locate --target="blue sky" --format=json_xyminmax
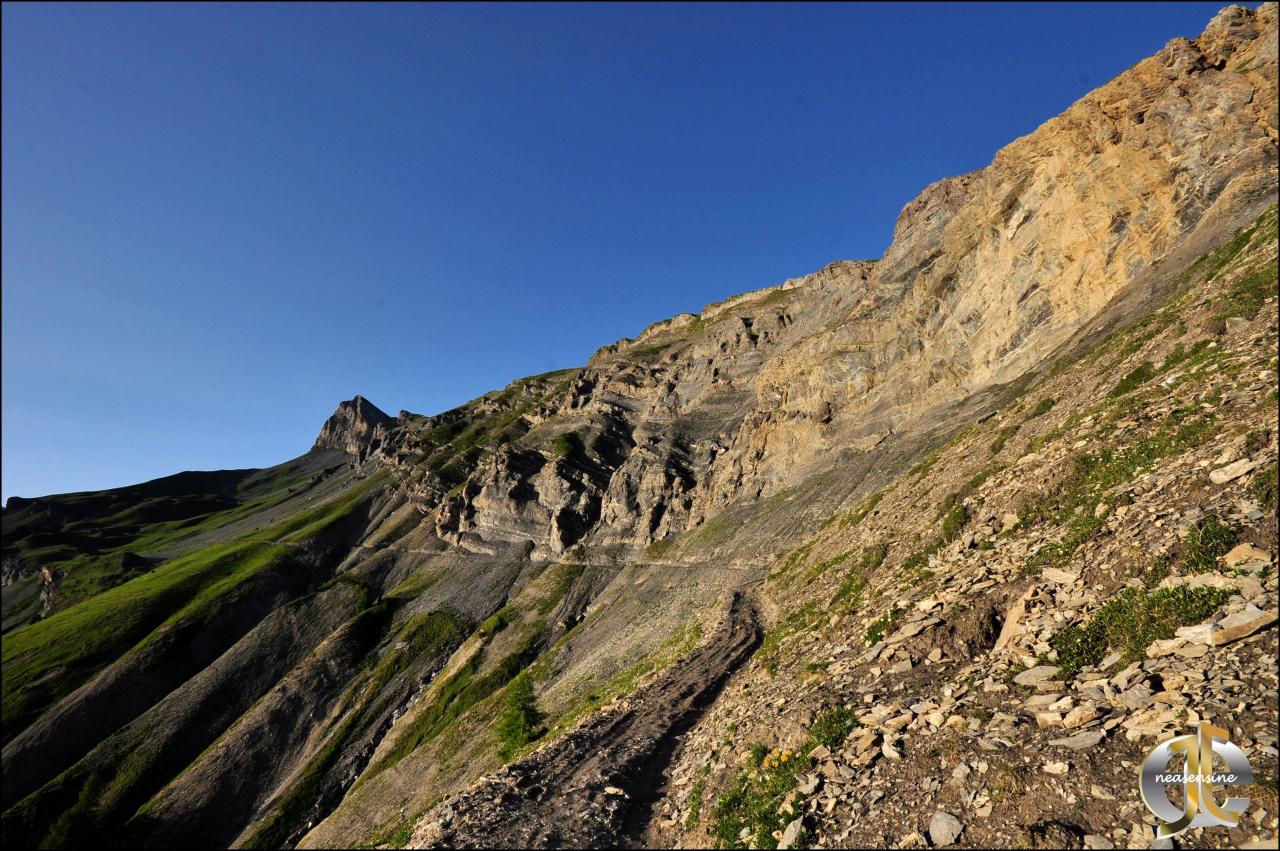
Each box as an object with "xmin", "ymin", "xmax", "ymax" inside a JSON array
[{"xmin": 1, "ymin": 2, "xmax": 1240, "ymax": 501}]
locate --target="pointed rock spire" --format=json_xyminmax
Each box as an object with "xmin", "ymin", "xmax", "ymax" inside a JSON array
[{"xmin": 313, "ymin": 395, "xmax": 393, "ymax": 461}]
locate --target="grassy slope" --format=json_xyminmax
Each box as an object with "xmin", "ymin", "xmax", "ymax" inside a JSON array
[
  {"xmin": 0, "ymin": 456, "xmax": 338, "ymax": 629},
  {"xmin": 1, "ymin": 471, "xmax": 386, "ymax": 739}
]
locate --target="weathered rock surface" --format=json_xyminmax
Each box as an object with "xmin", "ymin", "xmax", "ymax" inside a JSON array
[{"xmin": 2, "ymin": 6, "xmax": 1277, "ymax": 851}]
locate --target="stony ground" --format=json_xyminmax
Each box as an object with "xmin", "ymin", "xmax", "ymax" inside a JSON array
[{"xmin": 643, "ymin": 217, "xmax": 1279, "ymax": 850}]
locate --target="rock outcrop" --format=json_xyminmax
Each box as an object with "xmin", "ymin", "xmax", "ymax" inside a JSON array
[
  {"xmin": 335, "ymin": 2, "xmax": 1278, "ymax": 563},
  {"xmin": 313, "ymin": 395, "xmax": 394, "ymax": 461}
]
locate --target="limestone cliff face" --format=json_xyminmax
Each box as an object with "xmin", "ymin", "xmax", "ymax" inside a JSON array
[
  {"xmin": 353, "ymin": 4, "xmax": 1278, "ymax": 559},
  {"xmin": 313, "ymin": 396, "xmax": 393, "ymax": 462}
]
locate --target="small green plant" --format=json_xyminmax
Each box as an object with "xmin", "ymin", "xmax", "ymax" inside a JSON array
[
  {"xmin": 990, "ymin": 424, "xmax": 1020, "ymax": 454},
  {"xmin": 1181, "ymin": 515, "xmax": 1237, "ymax": 573},
  {"xmin": 1028, "ymin": 398, "xmax": 1056, "ymax": 418},
  {"xmin": 863, "ymin": 604, "xmax": 903, "ymax": 646},
  {"xmin": 1213, "ymin": 257, "xmax": 1277, "ymax": 321},
  {"xmin": 646, "ymin": 538, "xmax": 675, "ymax": 558},
  {"xmin": 685, "ymin": 766, "xmax": 710, "ymax": 830},
  {"xmin": 1250, "ymin": 466, "xmax": 1278, "ymax": 509},
  {"xmin": 710, "ymin": 709, "xmax": 853, "ymax": 850},
  {"xmin": 832, "ymin": 574, "xmax": 866, "ymax": 610},
  {"xmin": 1109, "ymin": 362, "xmax": 1156, "ymax": 397},
  {"xmin": 797, "ymin": 550, "xmax": 853, "ymax": 585},
  {"xmin": 550, "ymin": 431, "xmax": 584, "ymax": 459},
  {"xmin": 835, "ymin": 489, "xmax": 885, "ymax": 528},
  {"xmin": 757, "ymin": 604, "xmax": 819, "ymax": 675},
  {"xmin": 1050, "ymin": 585, "xmax": 1231, "ymax": 679},
  {"xmin": 809, "ymin": 706, "xmax": 858, "ymax": 750},
  {"xmin": 480, "ymin": 605, "xmax": 517, "ymax": 636},
  {"xmin": 941, "ymin": 503, "xmax": 968, "ymax": 543},
  {"xmin": 858, "ymin": 543, "xmax": 887, "ymax": 571},
  {"xmin": 898, "ymin": 539, "xmax": 941, "ymax": 586},
  {"xmin": 495, "ymin": 673, "xmax": 543, "ymax": 761}
]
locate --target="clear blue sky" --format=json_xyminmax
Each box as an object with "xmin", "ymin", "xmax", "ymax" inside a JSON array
[{"xmin": 1, "ymin": 2, "xmax": 1241, "ymax": 501}]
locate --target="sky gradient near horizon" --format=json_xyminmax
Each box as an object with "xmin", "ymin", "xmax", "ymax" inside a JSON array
[{"xmin": 2, "ymin": 2, "xmax": 1242, "ymax": 501}]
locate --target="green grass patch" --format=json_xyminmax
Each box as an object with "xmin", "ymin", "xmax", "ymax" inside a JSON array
[
  {"xmin": 1019, "ymin": 405, "xmax": 1219, "ymax": 574},
  {"xmin": 1251, "ymin": 466, "xmax": 1278, "ymax": 509},
  {"xmin": 757, "ymin": 604, "xmax": 819, "ymax": 676},
  {"xmin": 797, "ymin": 550, "xmax": 852, "ymax": 585},
  {"xmin": 685, "ymin": 765, "xmax": 711, "ymax": 830},
  {"xmin": 863, "ymin": 604, "xmax": 903, "ymax": 646},
  {"xmin": 550, "ymin": 431, "xmax": 585, "ymax": 459},
  {"xmin": 1181, "ymin": 515, "xmax": 1237, "ymax": 573},
  {"xmin": 1027, "ymin": 398, "xmax": 1056, "ymax": 419},
  {"xmin": 1050, "ymin": 585, "xmax": 1232, "ymax": 679},
  {"xmin": 241, "ymin": 607, "xmax": 467, "ymax": 849},
  {"xmin": 1, "ymin": 540, "xmax": 293, "ymax": 737},
  {"xmin": 1109, "ymin": 361, "xmax": 1156, "ymax": 398},
  {"xmin": 709, "ymin": 707, "xmax": 856, "ymax": 849},
  {"xmin": 373, "ymin": 624, "xmax": 548, "ymax": 774},
  {"xmin": 480, "ymin": 605, "xmax": 519, "ymax": 637},
  {"xmin": 858, "ymin": 543, "xmax": 887, "ymax": 572},
  {"xmin": 834, "ymin": 489, "xmax": 885, "ymax": 529},
  {"xmin": 989, "ymin": 423, "xmax": 1020, "ymax": 455},
  {"xmin": 646, "ymin": 538, "xmax": 675, "ymax": 558},
  {"xmin": 940, "ymin": 504, "xmax": 968, "ymax": 543},
  {"xmin": 544, "ymin": 622, "xmax": 703, "ymax": 739},
  {"xmin": 832, "ymin": 574, "xmax": 867, "ymax": 611}
]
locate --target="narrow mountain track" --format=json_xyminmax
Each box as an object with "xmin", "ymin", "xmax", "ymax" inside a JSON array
[{"xmin": 412, "ymin": 591, "xmax": 762, "ymax": 849}]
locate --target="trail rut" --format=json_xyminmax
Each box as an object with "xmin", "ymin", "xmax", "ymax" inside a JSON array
[{"xmin": 411, "ymin": 591, "xmax": 761, "ymax": 849}]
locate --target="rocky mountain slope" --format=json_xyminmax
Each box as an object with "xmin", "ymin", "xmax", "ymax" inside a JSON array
[{"xmin": 1, "ymin": 4, "xmax": 1276, "ymax": 849}]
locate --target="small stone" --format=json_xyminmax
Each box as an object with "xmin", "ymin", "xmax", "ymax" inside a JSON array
[
  {"xmin": 1083, "ymin": 835, "xmax": 1116, "ymax": 849},
  {"xmin": 1044, "ymin": 760, "xmax": 1069, "ymax": 775},
  {"xmin": 1050, "ymin": 730, "xmax": 1106, "ymax": 750},
  {"xmin": 928, "ymin": 811, "xmax": 964, "ymax": 847},
  {"xmin": 1036, "ymin": 712, "xmax": 1064, "ymax": 728},
  {"xmin": 778, "ymin": 817, "xmax": 805, "ymax": 850},
  {"xmin": 1063, "ymin": 703, "xmax": 1100, "ymax": 729},
  {"xmin": 1223, "ymin": 543, "xmax": 1271, "ymax": 567},
  {"xmin": 897, "ymin": 830, "xmax": 928, "ymax": 849},
  {"xmin": 1174, "ymin": 623, "xmax": 1215, "ymax": 644},
  {"xmin": 1173, "ymin": 642, "xmax": 1209, "ymax": 659},
  {"xmin": 1013, "ymin": 665, "xmax": 1060, "ymax": 686},
  {"xmin": 1209, "ymin": 605, "xmax": 1277, "ymax": 645},
  {"xmin": 1042, "ymin": 567, "xmax": 1078, "ymax": 585},
  {"xmin": 603, "ymin": 786, "xmax": 626, "ymax": 796},
  {"xmin": 1146, "ymin": 637, "xmax": 1187, "ymax": 658},
  {"xmin": 993, "ymin": 588, "xmax": 1035, "ymax": 652},
  {"xmin": 1209, "ymin": 458, "xmax": 1259, "ymax": 485}
]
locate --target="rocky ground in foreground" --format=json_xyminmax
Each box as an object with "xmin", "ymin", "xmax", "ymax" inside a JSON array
[{"xmin": 642, "ymin": 210, "xmax": 1279, "ymax": 850}]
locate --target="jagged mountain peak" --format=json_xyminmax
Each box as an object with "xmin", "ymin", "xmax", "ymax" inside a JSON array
[{"xmin": 313, "ymin": 395, "xmax": 393, "ymax": 460}]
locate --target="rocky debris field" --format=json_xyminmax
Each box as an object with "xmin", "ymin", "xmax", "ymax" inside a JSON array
[{"xmin": 644, "ymin": 205, "xmax": 1280, "ymax": 850}]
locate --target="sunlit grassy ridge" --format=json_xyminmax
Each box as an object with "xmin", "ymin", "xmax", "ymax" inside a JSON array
[{"xmin": 1, "ymin": 472, "xmax": 386, "ymax": 737}]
